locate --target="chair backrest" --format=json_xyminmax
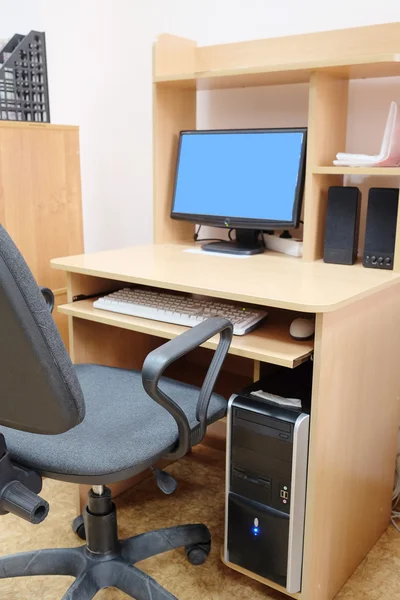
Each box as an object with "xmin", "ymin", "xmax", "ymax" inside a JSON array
[{"xmin": 0, "ymin": 225, "xmax": 85, "ymax": 434}]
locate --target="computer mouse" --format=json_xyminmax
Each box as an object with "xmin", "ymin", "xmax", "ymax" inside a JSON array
[{"xmin": 290, "ymin": 318, "xmax": 315, "ymax": 341}]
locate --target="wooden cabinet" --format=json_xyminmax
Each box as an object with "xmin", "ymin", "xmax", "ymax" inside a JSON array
[{"xmin": 0, "ymin": 122, "xmax": 83, "ymax": 347}]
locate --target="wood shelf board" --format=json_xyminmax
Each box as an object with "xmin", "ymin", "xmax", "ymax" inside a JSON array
[
  {"xmin": 51, "ymin": 244, "xmax": 400, "ymax": 312},
  {"xmin": 154, "ymin": 55, "xmax": 400, "ymax": 90},
  {"xmin": 58, "ymin": 299, "xmax": 313, "ymax": 368},
  {"xmin": 221, "ymin": 553, "xmax": 301, "ymax": 599},
  {"xmin": 0, "ymin": 122, "xmax": 78, "ymax": 131},
  {"xmin": 313, "ymin": 166, "xmax": 400, "ymax": 176},
  {"xmin": 194, "ymin": 22, "xmax": 400, "ymax": 71},
  {"xmin": 154, "ymin": 68, "xmax": 311, "ymax": 89},
  {"xmin": 154, "ymin": 23, "xmax": 400, "ymax": 88}
]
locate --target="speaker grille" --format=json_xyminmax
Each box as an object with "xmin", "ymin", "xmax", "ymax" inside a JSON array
[
  {"xmin": 324, "ymin": 186, "xmax": 360, "ymax": 265},
  {"xmin": 364, "ymin": 188, "xmax": 398, "ymax": 254}
]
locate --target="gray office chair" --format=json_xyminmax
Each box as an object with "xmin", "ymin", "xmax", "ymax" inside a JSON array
[{"xmin": 0, "ymin": 225, "xmax": 233, "ymax": 600}]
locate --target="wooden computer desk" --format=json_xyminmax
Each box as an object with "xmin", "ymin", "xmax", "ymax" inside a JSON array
[
  {"xmin": 52, "ymin": 243, "xmax": 400, "ymax": 600},
  {"xmin": 52, "ymin": 21, "xmax": 400, "ymax": 600}
]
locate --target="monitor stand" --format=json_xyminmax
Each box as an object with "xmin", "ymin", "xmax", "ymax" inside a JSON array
[{"xmin": 202, "ymin": 230, "xmax": 264, "ymax": 256}]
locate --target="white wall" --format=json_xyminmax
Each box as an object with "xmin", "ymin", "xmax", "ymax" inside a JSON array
[
  {"xmin": 159, "ymin": 0, "xmax": 400, "ymax": 44},
  {"xmin": 38, "ymin": 0, "xmax": 155, "ymax": 252},
  {"xmin": 3, "ymin": 0, "xmax": 400, "ymax": 251},
  {"xmin": 0, "ymin": 0, "xmax": 42, "ymax": 39}
]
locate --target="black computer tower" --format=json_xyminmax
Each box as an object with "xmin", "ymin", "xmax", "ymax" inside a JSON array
[{"xmin": 224, "ymin": 364, "xmax": 311, "ymax": 593}]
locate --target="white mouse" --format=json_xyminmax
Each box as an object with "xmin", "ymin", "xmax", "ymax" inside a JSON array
[{"xmin": 290, "ymin": 318, "xmax": 315, "ymax": 341}]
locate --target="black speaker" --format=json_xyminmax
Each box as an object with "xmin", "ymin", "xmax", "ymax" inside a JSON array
[
  {"xmin": 363, "ymin": 188, "xmax": 399, "ymax": 270},
  {"xmin": 323, "ymin": 186, "xmax": 361, "ymax": 265}
]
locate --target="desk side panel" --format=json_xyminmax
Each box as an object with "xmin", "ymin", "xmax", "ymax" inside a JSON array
[
  {"xmin": 302, "ymin": 72, "xmax": 348, "ymax": 261},
  {"xmin": 302, "ymin": 283, "xmax": 400, "ymax": 599},
  {"xmin": 153, "ymin": 84, "xmax": 196, "ymax": 243}
]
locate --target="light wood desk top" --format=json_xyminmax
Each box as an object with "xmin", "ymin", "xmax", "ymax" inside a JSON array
[{"xmin": 51, "ymin": 243, "xmax": 400, "ymax": 312}]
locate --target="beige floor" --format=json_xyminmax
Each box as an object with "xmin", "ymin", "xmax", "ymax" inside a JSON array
[{"xmin": 1, "ymin": 446, "xmax": 400, "ymax": 599}]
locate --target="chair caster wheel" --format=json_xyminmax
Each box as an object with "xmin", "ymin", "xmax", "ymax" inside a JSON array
[
  {"xmin": 72, "ymin": 514, "xmax": 86, "ymax": 540},
  {"xmin": 185, "ymin": 540, "xmax": 211, "ymax": 565}
]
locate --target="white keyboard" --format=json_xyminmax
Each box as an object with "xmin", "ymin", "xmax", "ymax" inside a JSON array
[{"xmin": 93, "ymin": 288, "xmax": 267, "ymax": 336}]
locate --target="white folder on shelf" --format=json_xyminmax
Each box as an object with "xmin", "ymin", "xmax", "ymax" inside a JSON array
[{"xmin": 333, "ymin": 101, "xmax": 400, "ymax": 167}]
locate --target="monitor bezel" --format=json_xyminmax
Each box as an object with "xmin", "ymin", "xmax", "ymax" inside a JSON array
[{"xmin": 170, "ymin": 127, "xmax": 308, "ymax": 230}]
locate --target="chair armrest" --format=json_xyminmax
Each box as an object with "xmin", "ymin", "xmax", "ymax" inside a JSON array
[
  {"xmin": 39, "ymin": 287, "xmax": 54, "ymax": 313},
  {"xmin": 142, "ymin": 317, "xmax": 233, "ymax": 460}
]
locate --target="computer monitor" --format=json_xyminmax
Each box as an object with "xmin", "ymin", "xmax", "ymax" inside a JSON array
[{"xmin": 171, "ymin": 128, "xmax": 307, "ymax": 255}]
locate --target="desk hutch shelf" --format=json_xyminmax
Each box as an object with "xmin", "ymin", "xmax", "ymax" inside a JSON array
[{"xmin": 153, "ymin": 22, "xmax": 400, "ymax": 271}]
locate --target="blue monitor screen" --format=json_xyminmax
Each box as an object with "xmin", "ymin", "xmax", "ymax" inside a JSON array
[{"xmin": 172, "ymin": 129, "xmax": 306, "ymax": 225}]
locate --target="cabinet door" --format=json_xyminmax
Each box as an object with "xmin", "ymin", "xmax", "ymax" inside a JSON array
[{"xmin": 0, "ymin": 123, "xmax": 83, "ymax": 291}]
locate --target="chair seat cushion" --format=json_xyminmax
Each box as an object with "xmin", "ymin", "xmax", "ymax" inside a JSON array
[{"xmin": 0, "ymin": 364, "xmax": 227, "ymax": 482}]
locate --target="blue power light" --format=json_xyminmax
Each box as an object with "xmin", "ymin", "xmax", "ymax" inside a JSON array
[{"xmin": 252, "ymin": 527, "xmax": 259, "ymax": 535}]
